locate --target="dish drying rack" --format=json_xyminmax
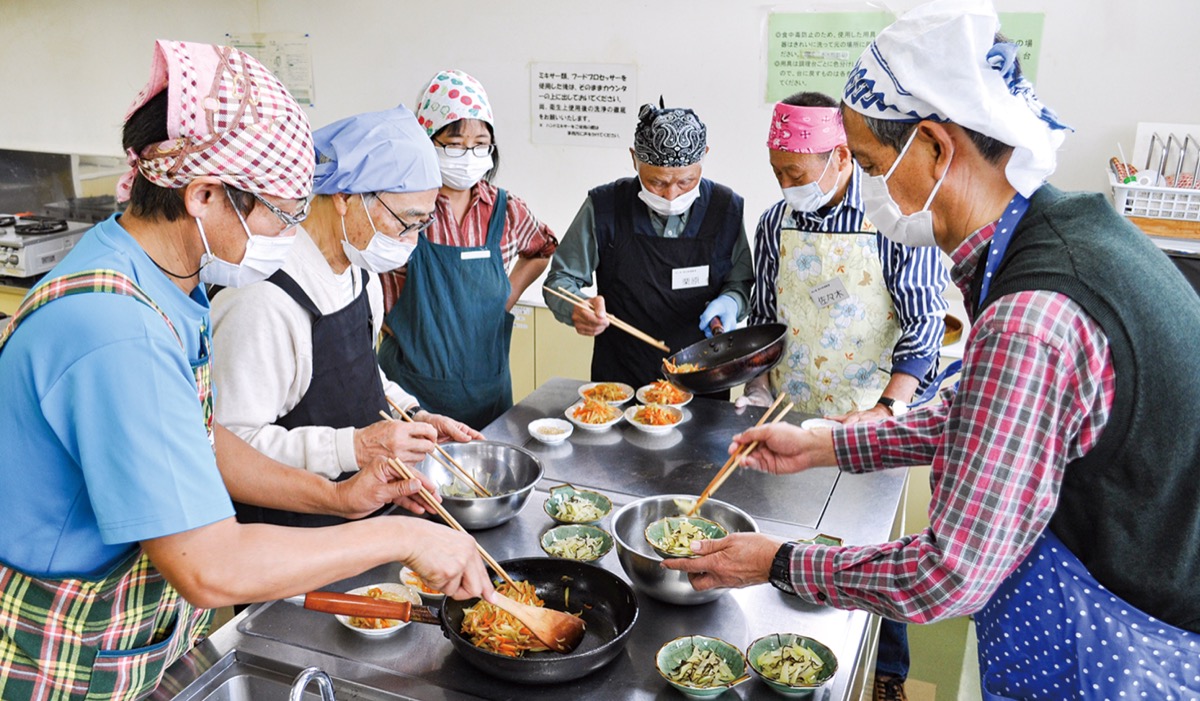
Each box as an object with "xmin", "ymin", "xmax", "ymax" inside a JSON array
[{"xmin": 1109, "ymin": 123, "xmax": 1200, "ymax": 238}]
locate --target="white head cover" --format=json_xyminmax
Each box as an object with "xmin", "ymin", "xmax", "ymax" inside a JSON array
[{"xmin": 842, "ymin": 0, "xmax": 1071, "ymax": 197}]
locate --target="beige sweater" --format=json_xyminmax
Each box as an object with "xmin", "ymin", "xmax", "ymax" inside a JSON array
[{"xmin": 210, "ymin": 227, "xmax": 417, "ymax": 479}]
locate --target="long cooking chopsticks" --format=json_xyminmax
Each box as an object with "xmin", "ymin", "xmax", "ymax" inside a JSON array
[
  {"xmin": 380, "ymin": 402, "xmax": 491, "ymax": 498},
  {"xmin": 687, "ymin": 393, "xmax": 793, "ymax": 517},
  {"xmin": 386, "ymin": 457, "xmax": 517, "ymax": 588},
  {"xmin": 543, "ymin": 286, "xmax": 670, "ymax": 352}
]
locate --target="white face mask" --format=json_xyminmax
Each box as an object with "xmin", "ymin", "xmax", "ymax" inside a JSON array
[
  {"xmin": 782, "ymin": 154, "xmax": 837, "ymax": 213},
  {"xmin": 341, "ymin": 196, "xmax": 417, "ymax": 273},
  {"xmin": 859, "ymin": 128, "xmax": 953, "ymax": 248},
  {"xmin": 437, "ymin": 150, "xmax": 493, "ymax": 191},
  {"xmin": 198, "ymin": 191, "xmax": 296, "ymax": 288},
  {"xmin": 637, "ymin": 179, "xmax": 702, "ymax": 217}
]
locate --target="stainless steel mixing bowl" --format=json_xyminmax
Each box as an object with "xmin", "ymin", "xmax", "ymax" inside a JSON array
[
  {"xmin": 419, "ymin": 441, "xmax": 543, "ymax": 529},
  {"xmin": 612, "ymin": 494, "xmax": 758, "ymax": 605}
]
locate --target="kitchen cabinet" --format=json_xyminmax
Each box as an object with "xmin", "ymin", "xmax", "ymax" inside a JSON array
[
  {"xmin": 0, "ymin": 283, "xmax": 26, "ymax": 317},
  {"xmin": 508, "ymin": 303, "xmax": 593, "ymax": 404}
]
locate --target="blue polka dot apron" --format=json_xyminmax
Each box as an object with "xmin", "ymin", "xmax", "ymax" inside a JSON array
[{"xmin": 975, "ymin": 529, "xmax": 1200, "ymax": 700}]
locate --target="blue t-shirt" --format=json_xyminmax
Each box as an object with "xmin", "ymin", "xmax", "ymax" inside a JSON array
[{"xmin": 0, "ymin": 215, "xmax": 234, "ymax": 577}]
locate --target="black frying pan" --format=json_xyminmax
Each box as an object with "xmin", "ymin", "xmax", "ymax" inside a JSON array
[
  {"xmin": 662, "ymin": 323, "xmax": 787, "ymax": 394},
  {"xmin": 439, "ymin": 557, "xmax": 638, "ymax": 684}
]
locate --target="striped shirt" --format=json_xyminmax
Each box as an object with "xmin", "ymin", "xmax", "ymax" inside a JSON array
[
  {"xmin": 784, "ymin": 218, "xmax": 1116, "ymax": 623},
  {"xmin": 380, "ymin": 180, "xmax": 557, "ymax": 311},
  {"xmin": 750, "ymin": 165, "xmax": 949, "ymax": 387}
]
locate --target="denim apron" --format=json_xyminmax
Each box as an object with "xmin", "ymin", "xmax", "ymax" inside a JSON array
[
  {"xmin": 0, "ymin": 270, "xmax": 214, "ymax": 700},
  {"xmin": 379, "ymin": 190, "xmax": 513, "ymax": 430}
]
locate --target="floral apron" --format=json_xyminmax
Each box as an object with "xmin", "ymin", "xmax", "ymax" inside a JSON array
[
  {"xmin": 768, "ymin": 212, "xmax": 900, "ymax": 415},
  {"xmin": 0, "ymin": 270, "xmax": 214, "ymax": 700}
]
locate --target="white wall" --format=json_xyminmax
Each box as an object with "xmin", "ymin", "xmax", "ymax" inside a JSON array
[{"xmin": 2, "ymin": 0, "xmax": 1198, "ymax": 236}]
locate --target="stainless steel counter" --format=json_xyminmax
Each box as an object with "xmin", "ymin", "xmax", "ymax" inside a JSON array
[{"xmin": 158, "ymin": 378, "xmax": 907, "ymax": 701}]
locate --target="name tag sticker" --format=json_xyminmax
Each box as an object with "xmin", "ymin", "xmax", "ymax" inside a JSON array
[
  {"xmin": 460, "ymin": 249, "xmax": 491, "ymax": 261},
  {"xmin": 672, "ymin": 265, "xmax": 709, "ymax": 290},
  {"xmin": 809, "ymin": 278, "xmax": 850, "ymax": 308}
]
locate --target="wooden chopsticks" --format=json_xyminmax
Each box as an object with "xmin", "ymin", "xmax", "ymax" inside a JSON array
[
  {"xmin": 386, "ymin": 457, "xmax": 516, "ymax": 588},
  {"xmin": 380, "ymin": 402, "xmax": 491, "ymax": 498},
  {"xmin": 687, "ymin": 393, "xmax": 794, "ymax": 517},
  {"xmin": 543, "ymin": 286, "xmax": 670, "ymax": 352}
]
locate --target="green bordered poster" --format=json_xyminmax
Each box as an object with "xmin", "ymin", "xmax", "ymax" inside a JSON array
[{"xmin": 765, "ymin": 12, "xmax": 1044, "ymax": 103}]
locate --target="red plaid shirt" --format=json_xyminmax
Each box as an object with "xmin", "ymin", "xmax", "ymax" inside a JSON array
[
  {"xmin": 380, "ymin": 181, "xmax": 557, "ymax": 311},
  {"xmin": 785, "ymin": 220, "xmax": 1116, "ymax": 623}
]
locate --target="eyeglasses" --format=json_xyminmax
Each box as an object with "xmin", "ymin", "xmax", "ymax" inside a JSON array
[
  {"xmin": 373, "ymin": 194, "xmax": 436, "ymax": 235},
  {"xmin": 432, "ymin": 142, "xmax": 496, "ymax": 158},
  {"xmin": 251, "ymin": 191, "xmax": 311, "ymax": 230}
]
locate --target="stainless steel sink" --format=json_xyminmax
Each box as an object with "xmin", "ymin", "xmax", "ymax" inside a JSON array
[{"xmin": 161, "ymin": 650, "xmax": 419, "ymax": 701}]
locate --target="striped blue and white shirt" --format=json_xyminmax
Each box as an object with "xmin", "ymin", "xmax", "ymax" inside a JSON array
[{"xmin": 750, "ymin": 164, "xmax": 950, "ymax": 392}]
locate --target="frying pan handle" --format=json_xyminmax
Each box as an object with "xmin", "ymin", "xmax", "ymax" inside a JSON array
[
  {"xmin": 707, "ymin": 317, "xmax": 724, "ymax": 336},
  {"xmin": 301, "ymin": 591, "xmax": 414, "ymax": 621}
]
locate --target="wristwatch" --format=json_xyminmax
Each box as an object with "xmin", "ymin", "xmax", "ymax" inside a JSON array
[
  {"xmin": 876, "ymin": 397, "xmax": 908, "ymax": 417},
  {"xmin": 769, "ymin": 542, "xmax": 798, "ymax": 595}
]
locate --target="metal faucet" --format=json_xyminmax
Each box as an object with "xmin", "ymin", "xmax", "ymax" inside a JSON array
[{"xmin": 289, "ymin": 667, "xmax": 336, "ymax": 701}]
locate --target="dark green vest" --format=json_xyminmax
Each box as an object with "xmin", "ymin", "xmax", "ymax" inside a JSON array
[{"xmin": 978, "ymin": 184, "xmax": 1200, "ymax": 633}]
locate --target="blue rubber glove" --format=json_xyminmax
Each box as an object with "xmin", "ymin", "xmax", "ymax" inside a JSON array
[{"xmin": 698, "ymin": 294, "xmax": 738, "ymax": 338}]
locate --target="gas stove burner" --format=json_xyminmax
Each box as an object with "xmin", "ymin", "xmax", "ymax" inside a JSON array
[
  {"xmin": 0, "ymin": 215, "xmax": 15, "ymax": 227},
  {"xmin": 15, "ymin": 219, "xmax": 69, "ymax": 236}
]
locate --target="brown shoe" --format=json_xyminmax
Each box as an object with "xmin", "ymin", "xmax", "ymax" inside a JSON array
[{"xmin": 873, "ymin": 674, "xmax": 908, "ymax": 701}]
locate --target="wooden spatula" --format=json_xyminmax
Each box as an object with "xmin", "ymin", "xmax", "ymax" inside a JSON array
[{"xmin": 489, "ymin": 592, "xmax": 585, "ymax": 654}]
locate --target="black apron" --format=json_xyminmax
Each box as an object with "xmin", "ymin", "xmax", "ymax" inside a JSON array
[
  {"xmin": 233, "ymin": 268, "xmax": 389, "ymax": 528},
  {"xmin": 378, "ymin": 190, "xmax": 513, "ymax": 430},
  {"xmin": 591, "ymin": 178, "xmax": 739, "ymax": 397}
]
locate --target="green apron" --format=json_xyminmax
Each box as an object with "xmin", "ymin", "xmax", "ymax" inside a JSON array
[
  {"xmin": 0, "ymin": 270, "xmax": 214, "ymax": 700},
  {"xmin": 379, "ymin": 189, "xmax": 514, "ymax": 430}
]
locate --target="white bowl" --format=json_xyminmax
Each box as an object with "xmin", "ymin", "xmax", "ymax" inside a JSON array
[
  {"xmin": 528, "ymin": 418, "xmax": 573, "ymax": 444},
  {"xmin": 800, "ymin": 418, "xmax": 842, "ymax": 431},
  {"xmin": 399, "ymin": 566, "xmax": 445, "ymax": 602},
  {"xmin": 624, "ymin": 404, "xmax": 685, "ymax": 435},
  {"xmin": 334, "ymin": 582, "xmax": 422, "ymax": 637},
  {"xmin": 565, "ymin": 401, "xmax": 624, "ymax": 432},
  {"xmin": 577, "ymin": 381, "xmax": 635, "ymax": 405},
  {"xmin": 635, "ymin": 382, "xmax": 694, "ymax": 408}
]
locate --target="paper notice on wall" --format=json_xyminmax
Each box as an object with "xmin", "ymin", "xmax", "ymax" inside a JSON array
[
  {"xmin": 531, "ymin": 62, "xmax": 637, "ymax": 147},
  {"xmin": 765, "ymin": 12, "xmax": 1043, "ymax": 103},
  {"xmin": 227, "ymin": 32, "xmax": 316, "ymax": 106}
]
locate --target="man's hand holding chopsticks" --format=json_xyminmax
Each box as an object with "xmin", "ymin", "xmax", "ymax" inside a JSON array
[
  {"xmin": 730, "ymin": 424, "xmax": 838, "ymax": 475},
  {"xmin": 570, "ymin": 294, "xmax": 611, "ymax": 336},
  {"xmin": 413, "ymin": 410, "xmax": 483, "ymax": 443},
  {"xmin": 355, "ymin": 418, "xmax": 438, "ymax": 467},
  {"xmin": 331, "ymin": 459, "xmax": 439, "ymax": 518}
]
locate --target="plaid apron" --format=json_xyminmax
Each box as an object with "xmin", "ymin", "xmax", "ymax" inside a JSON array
[{"xmin": 0, "ymin": 270, "xmax": 215, "ymax": 700}]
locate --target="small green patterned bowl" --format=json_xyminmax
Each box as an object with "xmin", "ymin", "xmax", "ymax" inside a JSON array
[
  {"xmin": 644, "ymin": 516, "xmax": 728, "ymax": 559},
  {"xmin": 539, "ymin": 524, "xmax": 614, "ymax": 562},
  {"xmin": 655, "ymin": 635, "xmax": 749, "ymax": 698},
  {"xmin": 543, "ymin": 484, "xmax": 613, "ymax": 524},
  {"xmin": 746, "ymin": 633, "xmax": 838, "ymax": 698}
]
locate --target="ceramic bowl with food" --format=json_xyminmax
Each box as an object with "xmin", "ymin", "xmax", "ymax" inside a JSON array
[
  {"xmin": 746, "ymin": 633, "xmax": 838, "ymax": 698},
  {"xmin": 799, "ymin": 418, "xmax": 841, "ymax": 431},
  {"xmin": 645, "ymin": 516, "xmax": 729, "ymax": 558},
  {"xmin": 399, "ymin": 566, "xmax": 444, "ymax": 602},
  {"xmin": 624, "ymin": 403, "xmax": 684, "ymax": 435},
  {"xmin": 334, "ymin": 583, "xmax": 421, "ymax": 637},
  {"xmin": 418, "ymin": 441, "xmax": 543, "ymax": 530},
  {"xmin": 655, "ymin": 635, "xmax": 749, "ymax": 698},
  {"xmin": 543, "ymin": 484, "xmax": 613, "ymax": 524},
  {"xmin": 636, "ymin": 380, "xmax": 694, "ymax": 408},
  {"xmin": 613, "ymin": 494, "xmax": 757, "ymax": 605},
  {"xmin": 565, "ymin": 399, "xmax": 624, "ymax": 432},
  {"xmin": 577, "ymin": 381, "xmax": 635, "ymax": 405},
  {"xmin": 527, "ymin": 417, "xmax": 574, "ymax": 445},
  {"xmin": 540, "ymin": 524, "xmax": 614, "ymax": 562}
]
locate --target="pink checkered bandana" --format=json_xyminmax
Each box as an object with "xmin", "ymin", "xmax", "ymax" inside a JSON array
[
  {"xmin": 767, "ymin": 104, "xmax": 846, "ymax": 154},
  {"xmin": 116, "ymin": 40, "xmax": 314, "ymax": 202}
]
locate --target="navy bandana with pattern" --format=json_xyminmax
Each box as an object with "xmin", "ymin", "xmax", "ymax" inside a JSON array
[{"xmin": 633, "ymin": 100, "xmax": 707, "ymax": 167}]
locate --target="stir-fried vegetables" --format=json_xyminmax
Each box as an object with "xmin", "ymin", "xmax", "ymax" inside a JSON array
[
  {"xmin": 662, "ymin": 358, "xmax": 701, "ymax": 374},
  {"xmin": 461, "ymin": 581, "xmax": 562, "ymax": 657},
  {"xmin": 544, "ymin": 533, "xmax": 605, "ymax": 561},
  {"xmin": 440, "ymin": 480, "xmax": 510, "ymax": 499},
  {"xmin": 582, "ymin": 382, "xmax": 631, "ymax": 402},
  {"xmin": 572, "ymin": 398, "xmax": 620, "ymax": 424},
  {"xmin": 756, "ymin": 641, "xmax": 826, "ymax": 686},
  {"xmin": 654, "ymin": 519, "xmax": 710, "ymax": 557},
  {"xmin": 555, "ymin": 495, "xmax": 604, "ymax": 522},
  {"xmin": 633, "ymin": 405, "xmax": 679, "ymax": 426},
  {"xmin": 643, "ymin": 380, "xmax": 691, "ymax": 405},
  {"xmin": 401, "ymin": 569, "xmax": 442, "ymax": 596},
  {"xmin": 669, "ymin": 648, "xmax": 737, "ymax": 687},
  {"xmin": 348, "ymin": 586, "xmax": 414, "ymax": 630}
]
